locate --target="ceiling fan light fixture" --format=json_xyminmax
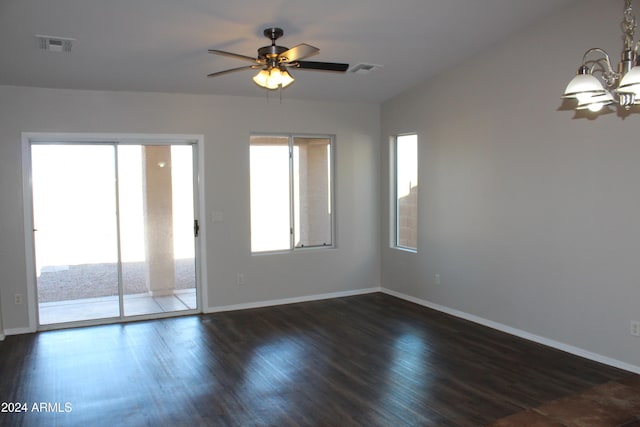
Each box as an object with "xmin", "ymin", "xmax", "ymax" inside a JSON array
[
  {"xmin": 276, "ymin": 68, "xmax": 294, "ymax": 88},
  {"xmin": 252, "ymin": 67, "xmax": 294, "ymax": 90},
  {"xmin": 264, "ymin": 69, "xmax": 280, "ymax": 89},
  {"xmin": 252, "ymin": 69, "xmax": 270, "ymax": 87}
]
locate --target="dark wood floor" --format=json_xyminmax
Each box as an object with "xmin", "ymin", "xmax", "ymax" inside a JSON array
[{"xmin": 0, "ymin": 293, "xmax": 631, "ymax": 426}]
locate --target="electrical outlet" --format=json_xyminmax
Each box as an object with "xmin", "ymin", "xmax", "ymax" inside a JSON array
[
  {"xmin": 434, "ymin": 274, "xmax": 441, "ymax": 285},
  {"xmin": 14, "ymin": 294, "xmax": 22, "ymax": 305},
  {"xmin": 631, "ymin": 321, "xmax": 640, "ymax": 337},
  {"xmin": 236, "ymin": 273, "xmax": 246, "ymax": 286}
]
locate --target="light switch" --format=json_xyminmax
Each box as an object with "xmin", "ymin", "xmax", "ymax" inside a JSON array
[{"xmin": 211, "ymin": 211, "xmax": 224, "ymax": 223}]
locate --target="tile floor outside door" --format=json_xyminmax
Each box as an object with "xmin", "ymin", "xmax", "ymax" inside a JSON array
[{"xmin": 39, "ymin": 289, "xmax": 197, "ymax": 325}]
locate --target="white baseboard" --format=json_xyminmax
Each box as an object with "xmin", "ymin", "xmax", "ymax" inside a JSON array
[
  {"xmin": 4, "ymin": 327, "xmax": 36, "ymax": 337},
  {"xmin": 0, "ymin": 332, "xmax": 4, "ymax": 341},
  {"xmin": 205, "ymin": 287, "xmax": 381, "ymax": 314},
  {"xmin": 381, "ymin": 288, "xmax": 640, "ymax": 375}
]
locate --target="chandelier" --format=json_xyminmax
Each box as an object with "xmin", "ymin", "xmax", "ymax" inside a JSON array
[{"xmin": 562, "ymin": 0, "xmax": 640, "ymax": 112}]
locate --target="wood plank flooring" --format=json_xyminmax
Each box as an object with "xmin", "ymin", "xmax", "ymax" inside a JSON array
[{"xmin": 0, "ymin": 293, "xmax": 632, "ymax": 426}]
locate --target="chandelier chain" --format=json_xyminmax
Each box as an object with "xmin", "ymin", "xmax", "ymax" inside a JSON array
[{"xmin": 623, "ymin": 0, "xmax": 636, "ymax": 50}]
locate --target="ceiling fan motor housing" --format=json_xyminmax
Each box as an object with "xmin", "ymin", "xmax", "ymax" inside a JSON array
[
  {"xmin": 258, "ymin": 44, "xmax": 288, "ymax": 60},
  {"xmin": 259, "ymin": 28, "xmax": 288, "ymax": 65}
]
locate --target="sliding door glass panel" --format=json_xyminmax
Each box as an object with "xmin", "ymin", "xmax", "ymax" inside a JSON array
[
  {"xmin": 118, "ymin": 144, "xmax": 197, "ymax": 316},
  {"xmin": 33, "ymin": 145, "xmax": 120, "ymax": 324}
]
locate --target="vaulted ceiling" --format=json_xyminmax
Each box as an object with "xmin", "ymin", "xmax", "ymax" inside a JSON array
[{"xmin": 0, "ymin": 0, "xmax": 578, "ymax": 103}]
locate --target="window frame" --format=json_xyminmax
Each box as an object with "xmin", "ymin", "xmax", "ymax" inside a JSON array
[
  {"xmin": 250, "ymin": 133, "xmax": 336, "ymax": 254},
  {"xmin": 391, "ymin": 133, "xmax": 418, "ymax": 252}
]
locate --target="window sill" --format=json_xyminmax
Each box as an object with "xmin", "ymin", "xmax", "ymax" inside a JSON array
[
  {"xmin": 251, "ymin": 246, "xmax": 336, "ymax": 256},
  {"xmin": 392, "ymin": 246, "xmax": 417, "ymax": 254}
]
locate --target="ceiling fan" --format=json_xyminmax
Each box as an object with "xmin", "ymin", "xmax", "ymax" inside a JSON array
[{"xmin": 207, "ymin": 27, "xmax": 350, "ymax": 89}]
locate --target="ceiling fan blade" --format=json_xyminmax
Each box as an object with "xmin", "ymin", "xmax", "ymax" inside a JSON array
[
  {"xmin": 207, "ymin": 65, "xmax": 260, "ymax": 78},
  {"xmin": 208, "ymin": 49, "xmax": 258, "ymax": 63},
  {"xmin": 296, "ymin": 61, "xmax": 349, "ymax": 72},
  {"xmin": 278, "ymin": 43, "xmax": 320, "ymax": 62}
]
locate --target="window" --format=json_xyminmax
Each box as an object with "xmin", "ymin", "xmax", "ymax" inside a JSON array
[
  {"xmin": 250, "ymin": 134, "xmax": 334, "ymax": 253},
  {"xmin": 392, "ymin": 133, "xmax": 418, "ymax": 251}
]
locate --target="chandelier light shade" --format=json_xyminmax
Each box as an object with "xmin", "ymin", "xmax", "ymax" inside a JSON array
[
  {"xmin": 562, "ymin": 68, "xmax": 608, "ymax": 100},
  {"xmin": 618, "ymin": 65, "xmax": 640, "ymax": 91},
  {"xmin": 576, "ymin": 92, "xmax": 616, "ymax": 112},
  {"xmin": 562, "ymin": 0, "xmax": 640, "ymax": 113}
]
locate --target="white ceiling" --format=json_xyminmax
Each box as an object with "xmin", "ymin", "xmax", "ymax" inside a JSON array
[{"xmin": 0, "ymin": 0, "xmax": 577, "ymax": 103}]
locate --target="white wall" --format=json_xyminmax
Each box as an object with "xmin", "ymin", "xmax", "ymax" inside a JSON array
[
  {"xmin": 381, "ymin": 0, "xmax": 640, "ymax": 368},
  {"xmin": 0, "ymin": 86, "xmax": 380, "ymax": 331}
]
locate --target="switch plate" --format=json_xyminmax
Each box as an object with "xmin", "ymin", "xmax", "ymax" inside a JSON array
[
  {"xmin": 236, "ymin": 273, "xmax": 246, "ymax": 286},
  {"xmin": 14, "ymin": 294, "xmax": 22, "ymax": 305},
  {"xmin": 631, "ymin": 321, "xmax": 640, "ymax": 337},
  {"xmin": 211, "ymin": 211, "xmax": 224, "ymax": 223},
  {"xmin": 434, "ymin": 274, "xmax": 441, "ymax": 285}
]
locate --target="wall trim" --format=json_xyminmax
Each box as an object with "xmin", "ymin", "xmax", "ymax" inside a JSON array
[
  {"xmin": 205, "ymin": 287, "xmax": 381, "ymax": 314},
  {"xmin": 4, "ymin": 327, "xmax": 36, "ymax": 337},
  {"xmin": 381, "ymin": 288, "xmax": 640, "ymax": 375}
]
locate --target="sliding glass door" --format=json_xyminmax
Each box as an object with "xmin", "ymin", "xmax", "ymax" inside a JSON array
[{"xmin": 31, "ymin": 141, "xmax": 199, "ymax": 326}]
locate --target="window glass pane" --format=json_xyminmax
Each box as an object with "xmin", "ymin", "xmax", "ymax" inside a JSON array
[
  {"xmin": 395, "ymin": 134, "xmax": 418, "ymax": 250},
  {"xmin": 250, "ymin": 136, "xmax": 291, "ymax": 252},
  {"xmin": 293, "ymin": 137, "xmax": 332, "ymax": 248}
]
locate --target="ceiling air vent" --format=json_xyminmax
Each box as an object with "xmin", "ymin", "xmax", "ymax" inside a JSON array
[
  {"xmin": 350, "ymin": 63, "xmax": 382, "ymax": 75},
  {"xmin": 36, "ymin": 35, "xmax": 75, "ymax": 53}
]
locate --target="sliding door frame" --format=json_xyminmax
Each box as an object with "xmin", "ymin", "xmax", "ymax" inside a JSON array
[{"xmin": 21, "ymin": 132, "xmax": 207, "ymax": 332}]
